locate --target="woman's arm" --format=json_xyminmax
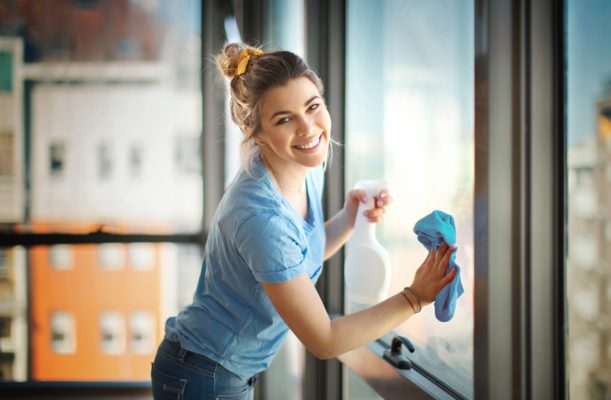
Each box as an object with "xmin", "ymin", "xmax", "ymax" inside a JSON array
[
  {"xmin": 323, "ymin": 189, "xmax": 392, "ymax": 261},
  {"xmin": 262, "ymin": 243, "xmax": 457, "ymax": 359},
  {"xmin": 323, "ymin": 208, "xmax": 353, "ymax": 261}
]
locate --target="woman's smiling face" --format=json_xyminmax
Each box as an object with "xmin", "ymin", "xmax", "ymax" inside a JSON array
[{"xmin": 256, "ymin": 77, "xmax": 331, "ymax": 171}]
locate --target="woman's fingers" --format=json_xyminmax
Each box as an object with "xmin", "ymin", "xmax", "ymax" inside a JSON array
[
  {"xmin": 362, "ymin": 190, "xmax": 393, "ymax": 222},
  {"xmin": 434, "ymin": 243, "xmax": 447, "ymax": 272},
  {"xmin": 426, "ymin": 248, "xmax": 434, "ymax": 265},
  {"xmin": 441, "ymin": 266, "xmax": 458, "ymax": 286},
  {"xmin": 438, "ymin": 245, "xmax": 457, "ymax": 276},
  {"xmin": 350, "ymin": 189, "xmax": 368, "ymax": 204},
  {"xmin": 374, "ymin": 190, "xmax": 392, "ymax": 208},
  {"xmin": 364, "ymin": 207, "xmax": 385, "ymax": 220}
]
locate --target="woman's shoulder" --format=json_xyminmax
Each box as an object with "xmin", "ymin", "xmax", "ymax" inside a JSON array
[{"xmin": 218, "ymin": 170, "xmax": 283, "ymax": 225}]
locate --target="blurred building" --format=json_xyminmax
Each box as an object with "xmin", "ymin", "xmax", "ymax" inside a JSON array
[
  {"xmin": 29, "ymin": 235, "xmax": 163, "ymax": 380},
  {"xmin": 0, "ymin": 36, "xmax": 27, "ymax": 382},
  {"xmin": 567, "ymin": 93, "xmax": 611, "ymax": 399},
  {"xmin": 0, "ymin": 37, "xmax": 24, "ymax": 223},
  {"xmin": 0, "ymin": 247, "xmax": 27, "ymax": 380},
  {"xmin": 0, "ymin": 0, "xmax": 202, "ymax": 381}
]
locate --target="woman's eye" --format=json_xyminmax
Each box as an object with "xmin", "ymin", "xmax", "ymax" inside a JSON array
[
  {"xmin": 308, "ymin": 103, "xmax": 319, "ymax": 111},
  {"xmin": 276, "ymin": 117, "xmax": 290, "ymax": 126}
]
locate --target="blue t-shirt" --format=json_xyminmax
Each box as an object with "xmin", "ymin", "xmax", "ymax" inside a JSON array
[{"xmin": 165, "ymin": 158, "xmax": 326, "ymax": 380}]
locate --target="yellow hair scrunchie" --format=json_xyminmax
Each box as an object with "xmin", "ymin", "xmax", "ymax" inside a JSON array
[{"xmin": 235, "ymin": 48, "xmax": 264, "ymax": 77}]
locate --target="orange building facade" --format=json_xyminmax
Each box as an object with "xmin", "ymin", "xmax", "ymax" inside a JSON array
[{"xmin": 29, "ymin": 225, "xmax": 162, "ymax": 381}]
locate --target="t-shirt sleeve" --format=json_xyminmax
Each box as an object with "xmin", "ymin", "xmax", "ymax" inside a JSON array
[{"xmin": 235, "ymin": 212, "xmax": 308, "ymax": 283}]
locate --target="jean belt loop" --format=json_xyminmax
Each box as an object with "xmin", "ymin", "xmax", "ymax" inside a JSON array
[{"xmin": 177, "ymin": 347, "xmax": 188, "ymax": 363}]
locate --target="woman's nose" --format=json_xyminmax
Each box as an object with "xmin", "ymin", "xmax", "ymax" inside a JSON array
[{"xmin": 296, "ymin": 116, "xmax": 315, "ymax": 136}]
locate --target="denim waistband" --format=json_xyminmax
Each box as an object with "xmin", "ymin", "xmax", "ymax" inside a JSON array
[{"xmin": 159, "ymin": 338, "xmax": 219, "ymax": 375}]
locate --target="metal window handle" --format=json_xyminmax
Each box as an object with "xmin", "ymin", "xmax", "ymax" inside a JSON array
[{"xmin": 383, "ymin": 335, "xmax": 415, "ymax": 370}]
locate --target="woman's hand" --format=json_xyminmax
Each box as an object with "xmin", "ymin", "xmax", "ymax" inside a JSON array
[
  {"xmin": 408, "ymin": 243, "xmax": 458, "ymax": 307},
  {"xmin": 344, "ymin": 188, "xmax": 393, "ymax": 227}
]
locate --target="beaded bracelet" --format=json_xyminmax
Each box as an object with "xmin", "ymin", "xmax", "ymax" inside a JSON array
[{"xmin": 402, "ymin": 287, "xmax": 422, "ymax": 313}]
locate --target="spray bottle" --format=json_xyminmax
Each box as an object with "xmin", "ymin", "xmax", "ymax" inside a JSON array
[{"xmin": 344, "ymin": 180, "xmax": 391, "ymax": 305}]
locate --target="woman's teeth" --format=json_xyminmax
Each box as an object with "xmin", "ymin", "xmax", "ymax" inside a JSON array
[{"xmin": 294, "ymin": 135, "xmax": 321, "ymax": 150}]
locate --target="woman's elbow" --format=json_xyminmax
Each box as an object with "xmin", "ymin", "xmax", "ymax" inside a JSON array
[
  {"xmin": 312, "ymin": 350, "xmax": 334, "ymax": 360},
  {"xmin": 310, "ymin": 344, "xmax": 337, "ymax": 360}
]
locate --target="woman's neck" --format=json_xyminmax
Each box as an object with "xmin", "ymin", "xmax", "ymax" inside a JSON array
[{"xmin": 260, "ymin": 153, "xmax": 308, "ymax": 194}]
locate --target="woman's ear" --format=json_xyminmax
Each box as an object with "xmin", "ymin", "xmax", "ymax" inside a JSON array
[{"xmin": 253, "ymin": 135, "xmax": 264, "ymax": 146}]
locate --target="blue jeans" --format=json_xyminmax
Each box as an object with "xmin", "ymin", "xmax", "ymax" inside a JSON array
[{"xmin": 151, "ymin": 338, "xmax": 259, "ymax": 400}]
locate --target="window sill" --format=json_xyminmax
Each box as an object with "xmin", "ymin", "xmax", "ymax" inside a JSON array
[{"xmin": 337, "ymin": 335, "xmax": 461, "ymax": 400}]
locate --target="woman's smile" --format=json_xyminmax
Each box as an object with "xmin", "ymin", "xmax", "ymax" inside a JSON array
[{"xmin": 292, "ymin": 133, "xmax": 324, "ymax": 152}]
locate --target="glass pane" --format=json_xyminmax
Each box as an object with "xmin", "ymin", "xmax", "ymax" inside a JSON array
[
  {"xmin": 345, "ymin": 1, "xmax": 474, "ymax": 398},
  {"xmin": 344, "ymin": 370, "xmax": 382, "ymax": 400},
  {"xmin": 0, "ymin": 243, "xmax": 200, "ymax": 382},
  {"xmin": 0, "ymin": 0, "xmax": 202, "ymax": 232},
  {"xmin": 566, "ymin": 1, "xmax": 611, "ymax": 398}
]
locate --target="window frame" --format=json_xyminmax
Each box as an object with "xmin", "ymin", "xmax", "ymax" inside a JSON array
[
  {"xmin": 0, "ymin": 0, "xmax": 567, "ymax": 397},
  {"xmin": 321, "ymin": 0, "xmax": 566, "ymax": 399},
  {"xmin": 304, "ymin": 0, "xmax": 347, "ymax": 399},
  {"xmin": 0, "ymin": 0, "xmax": 220, "ymax": 395}
]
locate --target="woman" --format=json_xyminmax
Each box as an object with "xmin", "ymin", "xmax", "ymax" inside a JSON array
[{"xmin": 151, "ymin": 43, "xmax": 457, "ymax": 400}]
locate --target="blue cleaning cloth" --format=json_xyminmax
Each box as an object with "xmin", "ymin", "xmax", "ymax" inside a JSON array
[{"xmin": 413, "ymin": 210, "xmax": 464, "ymax": 322}]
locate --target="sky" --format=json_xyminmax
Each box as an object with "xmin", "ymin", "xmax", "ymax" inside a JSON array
[{"xmin": 567, "ymin": 0, "xmax": 611, "ymax": 146}]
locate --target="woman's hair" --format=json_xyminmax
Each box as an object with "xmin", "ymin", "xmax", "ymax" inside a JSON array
[{"xmin": 215, "ymin": 43, "xmax": 331, "ymax": 175}]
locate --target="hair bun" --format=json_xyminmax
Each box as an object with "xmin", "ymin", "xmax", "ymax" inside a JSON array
[{"xmin": 216, "ymin": 43, "xmax": 262, "ymax": 79}]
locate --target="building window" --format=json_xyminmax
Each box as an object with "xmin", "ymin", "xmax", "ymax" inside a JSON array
[
  {"xmin": 97, "ymin": 143, "xmax": 113, "ymax": 180},
  {"xmin": 99, "ymin": 311, "xmax": 125, "ymax": 355},
  {"xmin": 174, "ymin": 135, "xmax": 200, "ymax": 175},
  {"xmin": 0, "ymin": 316, "xmax": 11, "ymax": 338},
  {"xmin": 129, "ymin": 144, "xmax": 143, "ymax": 178},
  {"xmin": 0, "ymin": 50, "xmax": 12, "ymax": 90},
  {"xmin": 49, "ymin": 142, "xmax": 66, "ymax": 177},
  {"xmin": 50, "ymin": 311, "xmax": 76, "ymax": 354},
  {"xmin": 49, "ymin": 245, "xmax": 74, "ymax": 270},
  {"xmin": 98, "ymin": 244, "xmax": 124, "ymax": 271},
  {"xmin": 129, "ymin": 311, "xmax": 154, "ymax": 354},
  {"xmin": 127, "ymin": 243, "xmax": 154, "ymax": 271}
]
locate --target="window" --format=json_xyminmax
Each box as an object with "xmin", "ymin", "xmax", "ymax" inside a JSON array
[
  {"xmin": 566, "ymin": 1, "xmax": 611, "ymax": 398},
  {"xmin": 100, "ymin": 311, "xmax": 126, "ymax": 355},
  {"xmin": 129, "ymin": 144, "xmax": 143, "ymax": 178},
  {"xmin": 0, "ymin": 51, "xmax": 12, "ymax": 90},
  {"xmin": 98, "ymin": 244, "xmax": 125, "ymax": 271},
  {"xmin": 97, "ymin": 143, "xmax": 113, "ymax": 180},
  {"xmin": 345, "ymin": 1, "xmax": 474, "ymax": 398},
  {"xmin": 0, "ymin": 0, "xmax": 203, "ymax": 385},
  {"xmin": 49, "ymin": 245, "xmax": 74, "ymax": 270},
  {"xmin": 127, "ymin": 243, "xmax": 155, "ymax": 271},
  {"xmin": 49, "ymin": 142, "xmax": 66, "ymax": 177},
  {"xmin": 50, "ymin": 311, "xmax": 76, "ymax": 355},
  {"xmin": 174, "ymin": 135, "xmax": 201, "ymax": 175},
  {"xmin": 0, "ymin": 316, "xmax": 11, "ymax": 338},
  {"xmin": 129, "ymin": 311, "xmax": 155, "ymax": 355}
]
